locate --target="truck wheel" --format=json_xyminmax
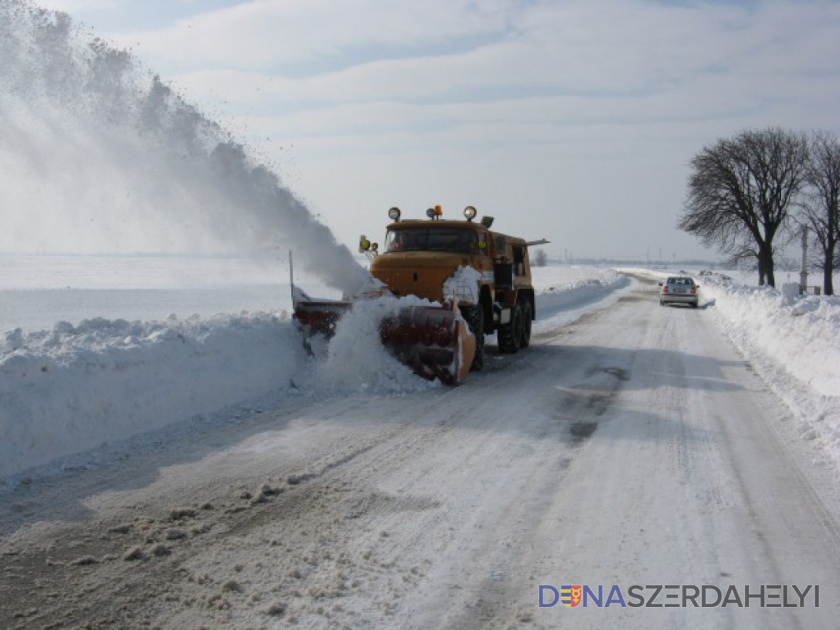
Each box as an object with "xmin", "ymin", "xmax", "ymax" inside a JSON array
[
  {"xmin": 462, "ymin": 305, "xmax": 484, "ymax": 371},
  {"xmin": 520, "ymin": 301, "xmax": 532, "ymax": 348},
  {"xmin": 498, "ymin": 303, "xmax": 523, "ymax": 353}
]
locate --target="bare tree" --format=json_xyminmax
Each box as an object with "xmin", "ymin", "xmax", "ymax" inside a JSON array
[
  {"xmin": 801, "ymin": 131, "xmax": 840, "ymax": 295},
  {"xmin": 679, "ymin": 128, "xmax": 809, "ymax": 287},
  {"xmin": 533, "ymin": 249, "xmax": 548, "ymax": 267}
]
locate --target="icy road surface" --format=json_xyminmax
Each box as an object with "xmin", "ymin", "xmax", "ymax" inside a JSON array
[{"xmin": 2, "ymin": 275, "xmax": 840, "ymax": 629}]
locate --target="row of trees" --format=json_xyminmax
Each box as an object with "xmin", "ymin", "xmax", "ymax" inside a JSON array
[{"xmin": 679, "ymin": 128, "xmax": 840, "ymax": 294}]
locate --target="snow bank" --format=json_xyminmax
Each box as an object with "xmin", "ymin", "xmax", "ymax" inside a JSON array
[
  {"xmin": 0, "ymin": 298, "xmax": 441, "ymax": 481},
  {"xmin": 531, "ymin": 267, "xmax": 629, "ymax": 333},
  {"xmin": 0, "ymin": 313, "xmax": 306, "ymax": 479},
  {"xmin": 701, "ymin": 279, "xmax": 840, "ymax": 397}
]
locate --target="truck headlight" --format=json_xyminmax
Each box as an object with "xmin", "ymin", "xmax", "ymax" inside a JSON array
[
  {"xmin": 388, "ymin": 207, "xmax": 401, "ymax": 221},
  {"xmin": 464, "ymin": 206, "xmax": 477, "ymax": 221}
]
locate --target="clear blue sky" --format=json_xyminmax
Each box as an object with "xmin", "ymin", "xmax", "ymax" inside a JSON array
[{"xmin": 45, "ymin": 0, "xmax": 840, "ymax": 261}]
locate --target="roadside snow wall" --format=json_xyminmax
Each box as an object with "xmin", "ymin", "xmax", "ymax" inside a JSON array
[
  {"xmin": 0, "ymin": 313, "xmax": 305, "ymax": 478},
  {"xmin": 701, "ymin": 278, "xmax": 840, "ymax": 397},
  {"xmin": 699, "ymin": 275, "xmax": 840, "ymax": 469}
]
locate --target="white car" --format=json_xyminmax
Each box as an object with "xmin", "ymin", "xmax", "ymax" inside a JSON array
[{"xmin": 659, "ymin": 276, "xmax": 699, "ymax": 308}]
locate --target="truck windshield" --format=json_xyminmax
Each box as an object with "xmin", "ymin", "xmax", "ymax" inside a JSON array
[{"xmin": 385, "ymin": 227, "xmax": 478, "ymax": 254}]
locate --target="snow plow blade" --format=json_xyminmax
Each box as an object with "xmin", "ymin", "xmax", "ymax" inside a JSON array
[
  {"xmin": 379, "ymin": 302, "xmax": 475, "ymax": 385},
  {"xmin": 293, "ymin": 295, "xmax": 475, "ymax": 385},
  {"xmin": 292, "ymin": 296, "xmax": 353, "ymax": 339}
]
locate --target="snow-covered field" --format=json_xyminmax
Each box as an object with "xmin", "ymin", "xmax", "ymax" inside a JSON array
[{"xmin": 0, "ymin": 256, "xmax": 626, "ymax": 481}]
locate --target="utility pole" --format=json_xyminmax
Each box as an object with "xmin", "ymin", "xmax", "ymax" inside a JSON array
[{"xmin": 799, "ymin": 225, "xmax": 809, "ymax": 294}]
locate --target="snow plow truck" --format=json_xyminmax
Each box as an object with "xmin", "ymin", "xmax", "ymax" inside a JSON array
[{"xmin": 292, "ymin": 205, "xmax": 548, "ymax": 385}]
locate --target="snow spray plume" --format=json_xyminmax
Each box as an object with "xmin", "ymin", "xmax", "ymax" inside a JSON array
[{"xmin": 0, "ymin": 0, "xmax": 368, "ymax": 293}]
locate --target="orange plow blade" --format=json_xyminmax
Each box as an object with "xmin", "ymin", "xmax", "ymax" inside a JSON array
[
  {"xmin": 379, "ymin": 302, "xmax": 475, "ymax": 385},
  {"xmin": 293, "ymin": 295, "xmax": 475, "ymax": 385}
]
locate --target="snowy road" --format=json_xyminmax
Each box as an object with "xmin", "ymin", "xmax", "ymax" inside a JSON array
[{"xmin": 2, "ymin": 275, "xmax": 839, "ymax": 629}]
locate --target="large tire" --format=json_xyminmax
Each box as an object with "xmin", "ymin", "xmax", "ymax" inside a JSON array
[
  {"xmin": 498, "ymin": 303, "xmax": 523, "ymax": 353},
  {"xmin": 462, "ymin": 305, "xmax": 484, "ymax": 371},
  {"xmin": 520, "ymin": 300, "xmax": 532, "ymax": 348}
]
